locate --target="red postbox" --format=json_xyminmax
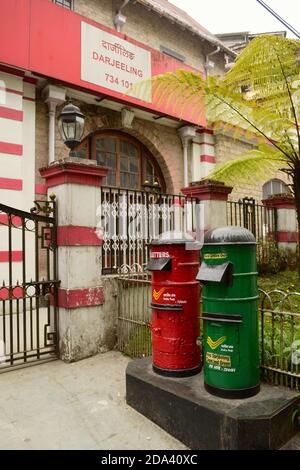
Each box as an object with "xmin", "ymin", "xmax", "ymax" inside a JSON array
[{"xmin": 147, "ymin": 239, "xmax": 201, "ymax": 377}]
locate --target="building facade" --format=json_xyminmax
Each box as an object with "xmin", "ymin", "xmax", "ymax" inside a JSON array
[
  {"xmin": 1, "ymin": 1, "xmax": 289, "ymax": 209},
  {"xmin": 0, "ymin": 0, "xmax": 296, "ymax": 364}
]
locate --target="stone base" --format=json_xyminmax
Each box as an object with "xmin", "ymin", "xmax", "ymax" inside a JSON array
[{"xmin": 126, "ymin": 357, "xmax": 300, "ymax": 450}]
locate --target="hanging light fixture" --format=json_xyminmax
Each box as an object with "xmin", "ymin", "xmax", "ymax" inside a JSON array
[{"xmin": 58, "ymin": 100, "xmax": 85, "ymax": 156}]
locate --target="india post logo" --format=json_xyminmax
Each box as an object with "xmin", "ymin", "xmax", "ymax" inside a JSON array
[
  {"xmin": 152, "ymin": 288, "xmax": 166, "ymax": 301},
  {"xmin": 207, "ymin": 336, "xmax": 227, "ymax": 350}
]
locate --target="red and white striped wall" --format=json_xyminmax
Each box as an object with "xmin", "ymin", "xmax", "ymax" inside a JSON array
[
  {"xmin": 0, "ymin": 65, "xmax": 36, "ymax": 283},
  {"xmin": 191, "ymin": 128, "xmax": 216, "ymax": 182}
]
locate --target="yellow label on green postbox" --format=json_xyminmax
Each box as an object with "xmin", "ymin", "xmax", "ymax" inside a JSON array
[{"xmin": 203, "ymin": 252, "xmax": 227, "ymax": 261}]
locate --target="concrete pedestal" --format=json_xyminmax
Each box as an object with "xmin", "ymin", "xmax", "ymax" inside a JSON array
[{"xmin": 126, "ymin": 357, "xmax": 300, "ymax": 450}]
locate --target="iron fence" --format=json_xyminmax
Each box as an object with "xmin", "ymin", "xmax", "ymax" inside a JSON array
[
  {"xmin": 227, "ymin": 197, "xmax": 278, "ymax": 264},
  {"xmin": 260, "ymin": 289, "xmax": 300, "ymax": 391},
  {"xmin": 116, "ymin": 272, "xmax": 300, "ymax": 392}
]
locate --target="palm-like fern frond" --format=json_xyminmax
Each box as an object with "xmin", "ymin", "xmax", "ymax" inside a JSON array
[
  {"xmin": 225, "ymin": 36, "xmax": 300, "ymax": 106},
  {"xmin": 207, "ymin": 147, "xmax": 286, "ymax": 188}
]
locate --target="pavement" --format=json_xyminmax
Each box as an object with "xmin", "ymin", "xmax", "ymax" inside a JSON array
[
  {"xmin": 0, "ymin": 352, "xmax": 186, "ymax": 450},
  {"xmin": 0, "ymin": 351, "xmax": 299, "ymax": 450}
]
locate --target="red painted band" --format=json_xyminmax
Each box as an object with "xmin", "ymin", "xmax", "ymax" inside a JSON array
[
  {"xmin": 196, "ymin": 193, "xmax": 229, "ymax": 200},
  {"xmin": 0, "ymin": 214, "xmax": 22, "ymax": 226},
  {"xmin": 0, "ymin": 142, "xmax": 23, "ymax": 156},
  {"xmin": 0, "ymin": 106, "xmax": 23, "ymax": 121},
  {"xmin": 263, "ymin": 198, "xmax": 295, "ymax": 209},
  {"xmin": 0, "ymin": 64, "xmax": 24, "ymax": 78},
  {"xmin": 197, "ymin": 128, "xmax": 214, "ymax": 135},
  {"xmin": 193, "ymin": 141, "xmax": 215, "ymax": 147},
  {"xmin": 57, "ymin": 287, "xmax": 105, "ymax": 309},
  {"xmin": 40, "ymin": 162, "xmax": 108, "ymax": 188},
  {"xmin": 0, "ymin": 86, "xmax": 23, "ymax": 97},
  {"xmin": 57, "ymin": 226, "xmax": 103, "ymax": 246},
  {"xmin": 23, "ymin": 76, "xmax": 38, "ymax": 85},
  {"xmin": 181, "ymin": 184, "xmax": 232, "ymax": 201},
  {"xmin": 200, "ymin": 155, "xmax": 216, "ymax": 163},
  {"xmin": 23, "ymin": 96, "xmax": 36, "ymax": 102},
  {"xmin": 0, "ymin": 177, "xmax": 23, "ymax": 190},
  {"xmin": 35, "ymin": 183, "xmax": 47, "ymax": 195},
  {"xmin": 277, "ymin": 232, "xmax": 298, "ymax": 242},
  {"xmin": 0, "ymin": 251, "xmax": 23, "ymax": 262}
]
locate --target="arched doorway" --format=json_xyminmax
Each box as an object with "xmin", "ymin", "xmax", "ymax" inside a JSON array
[{"xmin": 74, "ymin": 130, "xmax": 166, "ymax": 192}]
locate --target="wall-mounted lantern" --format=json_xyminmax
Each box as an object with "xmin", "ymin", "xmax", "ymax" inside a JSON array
[{"xmin": 58, "ymin": 101, "xmax": 85, "ymax": 156}]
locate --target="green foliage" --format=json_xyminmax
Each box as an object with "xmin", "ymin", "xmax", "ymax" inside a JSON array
[
  {"xmin": 257, "ymin": 240, "xmax": 291, "ymax": 274},
  {"xmin": 123, "ymin": 325, "xmax": 151, "ymax": 358},
  {"xmin": 258, "ymin": 271, "xmax": 300, "ymax": 309},
  {"xmin": 148, "ymin": 36, "xmax": 300, "ymax": 192},
  {"xmin": 260, "ymin": 314, "xmax": 300, "ymax": 370}
]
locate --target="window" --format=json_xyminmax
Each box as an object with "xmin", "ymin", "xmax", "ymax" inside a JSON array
[
  {"xmin": 262, "ymin": 179, "xmax": 291, "ymax": 199},
  {"xmin": 75, "ymin": 131, "xmax": 165, "ymax": 191},
  {"xmin": 160, "ymin": 46, "xmax": 186, "ymax": 63},
  {"xmin": 53, "ymin": 0, "xmax": 73, "ymax": 10}
]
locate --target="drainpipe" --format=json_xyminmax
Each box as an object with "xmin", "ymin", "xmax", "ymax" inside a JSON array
[
  {"xmin": 205, "ymin": 46, "xmax": 221, "ymax": 76},
  {"xmin": 114, "ymin": 0, "xmax": 131, "ymax": 32}
]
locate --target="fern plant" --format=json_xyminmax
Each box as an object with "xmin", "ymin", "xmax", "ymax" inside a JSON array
[{"xmin": 146, "ymin": 36, "xmax": 300, "ymax": 274}]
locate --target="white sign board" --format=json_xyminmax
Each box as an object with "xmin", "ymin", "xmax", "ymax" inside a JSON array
[{"xmin": 81, "ymin": 22, "xmax": 152, "ymax": 102}]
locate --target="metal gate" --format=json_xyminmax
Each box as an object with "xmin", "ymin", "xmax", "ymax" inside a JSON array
[{"xmin": 0, "ymin": 197, "xmax": 59, "ymax": 371}]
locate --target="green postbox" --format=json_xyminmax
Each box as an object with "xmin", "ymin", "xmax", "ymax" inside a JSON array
[{"xmin": 197, "ymin": 226, "xmax": 260, "ymax": 399}]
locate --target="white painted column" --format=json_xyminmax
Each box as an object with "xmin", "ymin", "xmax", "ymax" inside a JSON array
[
  {"xmin": 178, "ymin": 126, "xmax": 196, "ymax": 187},
  {"xmin": 191, "ymin": 128, "xmax": 216, "ymax": 182},
  {"xmin": 263, "ymin": 195, "xmax": 298, "ymax": 254},
  {"xmin": 182, "ymin": 181, "xmax": 233, "ymax": 240},
  {"xmin": 40, "ymin": 159, "xmax": 110, "ymax": 362},
  {"xmin": 42, "ymin": 85, "xmax": 66, "ymax": 165}
]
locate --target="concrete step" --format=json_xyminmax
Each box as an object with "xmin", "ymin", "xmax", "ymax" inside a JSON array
[{"xmin": 126, "ymin": 357, "xmax": 300, "ymax": 450}]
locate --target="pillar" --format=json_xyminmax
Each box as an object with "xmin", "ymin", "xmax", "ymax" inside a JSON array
[
  {"xmin": 182, "ymin": 180, "xmax": 233, "ymax": 237},
  {"xmin": 263, "ymin": 194, "xmax": 298, "ymax": 253},
  {"xmin": 40, "ymin": 158, "xmax": 110, "ymax": 362},
  {"xmin": 191, "ymin": 128, "xmax": 216, "ymax": 182},
  {"xmin": 42, "ymin": 85, "xmax": 66, "ymax": 165}
]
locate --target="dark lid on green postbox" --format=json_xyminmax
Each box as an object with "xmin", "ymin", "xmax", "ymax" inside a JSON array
[{"xmin": 204, "ymin": 226, "xmax": 256, "ymax": 245}]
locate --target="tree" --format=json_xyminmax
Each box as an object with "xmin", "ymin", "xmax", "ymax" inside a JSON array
[{"xmin": 150, "ymin": 35, "xmax": 300, "ymax": 272}]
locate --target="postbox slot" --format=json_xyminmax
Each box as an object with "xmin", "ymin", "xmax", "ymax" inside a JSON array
[
  {"xmin": 147, "ymin": 258, "xmax": 172, "ymax": 271},
  {"xmin": 150, "ymin": 302, "xmax": 183, "ymax": 311},
  {"xmin": 196, "ymin": 261, "xmax": 233, "ymax": 286},
  {"xmin": 202, "ymin": 312, "xmax": 242, "ymax": 323}
]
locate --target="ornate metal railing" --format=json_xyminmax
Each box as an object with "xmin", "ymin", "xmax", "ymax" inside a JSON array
[
  {"xmin": 99, "ymin": 187, "xmax": 200, "ymax": 274},
  {"xmin": 259, "ymin": 289, "xmax": 300, "ymax": 391}
]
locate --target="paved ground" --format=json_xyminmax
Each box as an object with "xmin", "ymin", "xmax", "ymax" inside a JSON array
[
  {"xmin": 0, "ymin": 351, "xmax": 299, "ymax": 450},
  {"xmin": 0, "ymin": 352, "xmax": 186, "ymax": 450},
  {"xmin": 281, "ymin": 433, "xmax": 300, "ymax": 450}
]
